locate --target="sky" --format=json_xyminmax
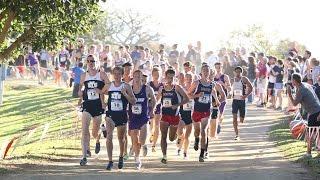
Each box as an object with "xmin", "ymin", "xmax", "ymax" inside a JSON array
[{"xmin": 102, "ymin": 0, "xmax": 320, "ymax": 56}]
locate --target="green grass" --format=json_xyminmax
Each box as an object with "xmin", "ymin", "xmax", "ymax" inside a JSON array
[
  {"xmin": 0, "ymin": 81, "xmax": 86, "ymax": 173},
  {"xmin": 269, "ymin": 118, "xmax": 320, "ymax": 173}
]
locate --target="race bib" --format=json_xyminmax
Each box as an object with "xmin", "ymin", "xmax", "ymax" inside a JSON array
[
  {"xmin": 183, "ymin": 101, "xmax": 193, "ymax": 111},
  {"xmin": 87, "ymin": 89, "xmax": 99, "ymax": 100},
  {"xmin": 132, "ymin": 104, "xmax": 142, "ymax": 114},
  {"xmin": 234, "ymin": 90, "xmax": 243, "ymax": 96},
  {"xmin": 60, "ymin": 56, "xmax": 66, "ymax": 62},
  {"xmin": 198, "ymin": 94, "xmax": 210, "ymax": 104},
  {"xmin": 111, "ymin": 100, "xmax": 123, "ymax": 111},
  {"xmin": 163, "ymin": 98, "xmax": 172, "ymax": 107}
]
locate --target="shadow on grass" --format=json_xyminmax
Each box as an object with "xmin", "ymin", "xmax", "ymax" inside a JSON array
[{"xmin": 10, "ymin": 85, "xmax": 35, "ymax": 91}]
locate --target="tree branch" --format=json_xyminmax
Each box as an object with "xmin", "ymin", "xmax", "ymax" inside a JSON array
[
  {"xmin": 0, "ymin": 10, "xmax": 16, "ymax": 45},
  {"xmin": 0, "ymin": 8, "xmax": 8, "ymax": 21},
  {"xmin": 0, "ymin": 27, "xmax": 36, "ymax": 62}
]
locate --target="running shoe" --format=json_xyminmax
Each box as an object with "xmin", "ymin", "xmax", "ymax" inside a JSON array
[
  {"xmin": 123, "ymin": 154, "xmax": 129, "ymax": 161},
  {"xmin": 204, "ymin": 152, "xmax": 210, "ymax": 159},
  {"xmin": 183, "ymin": 152, "xmax": 188, "ymax": 160},
  {"xmin": 161, "ymin": 158, "xmax": 167, "ymax": 164},
  {"xmin": 118, "ymin": 156, "xmax": 124, "ymax": 169},
  {"xmin": 95, "ymin": 142, "xmax": 100, "ymax": 154},
  {"xmin": 267, "ymin": 105, "xmax": 275, "ymax": 109},
  {"xmin": 80, "ymin": 158, "xmax": 87, "ymax": 166},
  {"xmin": 194, "ymin": 137, "xmax": 199, "ymax": 151},
  {"xmin": 217, "ymin": 124, "xmax": 221, "ymax": 134},
  {"xmin": 106, "ymin": 161, "xmax": 113, "ymax": 170},
  {"xmin": 303, "ymin": 153, "xmax": 312, "ymax": 159},
  {"xmin": 275, "ymin": 107, "xmax": 282, "ymax": 111},
  {"xmin": 135, "ymin": 158, "xmax": 142, "ymax": 170},
  {"xmin": 86, "ymin": 150, "xmax": 92, "ymax": 157},
  {"xmin": 142, "ymin": 145, "xmax": 148, "ymax": 157},
  {"xmin": 199, "ymin": 156, "xmax": 205, "ymax": 162},
  {"xmin": 234, "ymin": 136, "xmax": 240, "ymax": 141},
  {"xmin": 257, "ymin": 104, "xmax": 264, "ymax": 107},
  {"xmin": 177, "ymin": 149, "xmax": 181, "ymax": 156}
]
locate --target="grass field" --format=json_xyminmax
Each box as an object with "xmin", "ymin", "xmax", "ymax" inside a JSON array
[
  {"xmin": 0, "ymin": 80, "xmax": 85, "ymax": 172},
  {"xmin": 269, "ymin": 118, "xmax": 320, "ymax": 173}
]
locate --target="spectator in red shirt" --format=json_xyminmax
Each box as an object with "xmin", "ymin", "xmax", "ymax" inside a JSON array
[{"xmin": 256, "ymin": 53, "xmax": 268, "ymax": 107}]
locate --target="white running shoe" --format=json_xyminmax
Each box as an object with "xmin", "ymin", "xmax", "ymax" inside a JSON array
[{"xmin": 135, "ymin": 158, "xmax": 142, "ymax": 170}]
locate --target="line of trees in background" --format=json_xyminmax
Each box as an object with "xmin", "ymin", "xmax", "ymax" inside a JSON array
[
  {"xmin": 82, "ymin": 8, "xmax": 161, "ymax": 47},
  {"xmin": 220, "ymin": 24, "xmax": 307, "ymax": 59}
]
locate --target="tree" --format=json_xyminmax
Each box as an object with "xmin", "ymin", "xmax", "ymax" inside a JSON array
[
  {"xmin": 0, "ymin": 0, "xmax": 105, "ymax": 106},
  {"xmin": 221, "ymin": 24, "xmax": 307, "ymax": 59},
  {"xmin": 223, "ymin": 24, "xmax": 277, "ymax": 54},
  {"xmin": 0, "ymin": 0, "xmax": 105, "ymax": 63},
  {"xmin": 275, "ymin": 39, "xmax": 307, "ymax": 59},
  {"xmin": 84, "ymin": 9, "xmax": 161, "ymax": 46}
]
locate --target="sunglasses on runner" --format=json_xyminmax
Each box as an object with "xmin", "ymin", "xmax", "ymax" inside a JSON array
[{"xmin": 87, "ymin": 60, "xmax": 96, "ymax": 63}]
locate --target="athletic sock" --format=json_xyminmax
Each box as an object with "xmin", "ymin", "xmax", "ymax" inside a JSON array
[
  {"xmin": 135, "ymin": 156, "xmax": 140, "ymax": 162},
  {"xmin": 205, "ymin": 137, "xmax": 209, "ymax": 152},
  {"xmin": 163, "ymin": 155, "xmax": 167, "ymax": 159},
  {"xmin": 200, "ymin": 149, "xmax": 205, "ymax": 157},
  {"xmin": 195, "ymin": 137, "xmax": 200, "ymax": 143}
]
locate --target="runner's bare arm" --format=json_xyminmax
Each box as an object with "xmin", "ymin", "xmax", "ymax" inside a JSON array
[
  {"xmin": 78, "ymin": 73, "xmax": 85, "ymax": 97},
  {"xmin": 187, "ymin": 80, "xmax": 201, "ymax": 99},
  {"xmin": 156, "ymin": 86, "xmax": 163, "ymax": 103},
  {"xmin": 224, "ymin": 74, "xmax": 232, "ymax": 94},
  {"xmin": 242, "ymin": 76, "xmax": 253, "ymax": 98},
  {"xmin": 175, "ymin": 85, "xmax": 189, "ymax": 106},
  {"xmin": 215, "ymin": 83, "xmax": 226, "ymax": 102},
  {"xmin": 211, "ymin": 86, "xmax": 220, "ymax": 106},
  {"xmin": 101, "ymin": 83, "xmax": 111, "ymax": 95},
  {"xmin": 101, "ymin": 71, "xmax": 111, "ymax": 84},
  {"xmin": 122, "ymin": 83, "xmax": 137, "ymax": 104},
  {"xmin": 99, "ymin": 71, "xmax": 109, "ymax": 107},
  {"xmin": 146, "ymin": 85, "xmax": 156, "ymax": 115}
]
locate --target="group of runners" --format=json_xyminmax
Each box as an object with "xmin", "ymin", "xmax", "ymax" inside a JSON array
[{"xmin": 77, "ymin": 53, "xmax": 253, "ymax": 170}]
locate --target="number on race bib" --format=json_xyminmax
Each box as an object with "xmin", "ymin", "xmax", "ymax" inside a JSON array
[
  {"xmin": 183, "ymin": 101, "xmax": 193, "ymax": 111},
  {"xmin": 60, "ymin": 56, "xmax": 66, "ymax": 62},
  {"xmin": 111, "ymin": 100, "xmax": 123, "ymax": 111},
  {"xmin": 132, "ymin": 104, "xmax": 142, "ymax": 114},
  {"xmin": 198, "ymin": 94, "xmax": 210, "ymax": 104},
  {"xmin": 234, "ymin": 90, "xmax": 243, "ymax": 96},
  {"xmin": 163, "ymin": 98, "xmax": 172, "ymax": 107},
  {"xmin": 87, "ymin": 89, "xmax": 99, "ymax": 100}
]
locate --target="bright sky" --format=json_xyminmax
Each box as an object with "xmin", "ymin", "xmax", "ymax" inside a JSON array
[{"xmin": 103, "ymin": 0, "xmax": 320, "ymax": 56}]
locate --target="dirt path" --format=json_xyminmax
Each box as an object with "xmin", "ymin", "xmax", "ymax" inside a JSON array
[{"xmin": 2, "ymin": 104, "xmax": 314, "ymax": 180}]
